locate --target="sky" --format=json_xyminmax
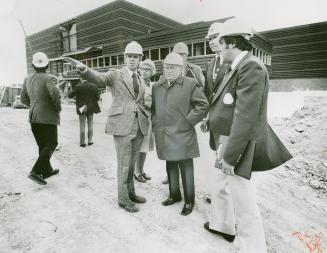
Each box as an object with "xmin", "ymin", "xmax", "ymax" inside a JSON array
[{"xmin": 0, "ymin": 0, "xmax": 327, "ymax": 85}]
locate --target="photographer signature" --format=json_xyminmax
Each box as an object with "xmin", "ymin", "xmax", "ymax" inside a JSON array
[{"xmin": 292, "ymin": 231, "xmax": 324, "ymax": 253}]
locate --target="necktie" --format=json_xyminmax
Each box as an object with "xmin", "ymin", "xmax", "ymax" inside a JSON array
[
  {"xmin": 213, "ymin": 58, "xmax": 220, "ymax": 81},
  {"xmin": 132, "ymin": 72, "xmax": 139, "ymax": 98}
]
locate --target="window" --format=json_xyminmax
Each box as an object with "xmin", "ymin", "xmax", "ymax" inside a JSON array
[
  {"xmin": 160, "ymin": 48, "xmax": 169, "ymax": 60},
  {"xmin": 150, "ymin": 49, "xmax": 159, "ymax": 61},
  {"xmin": 143, "ymin": 50, "xmax": 150, "ymax": 60},
  {"xmin": 92, "ymin": 58, "xmax": 98, "ymax": 68},
  {"xmin": 206, "ymin": 41, "xmax": 214, "ymax": 55},
  {"xmin": 69, "ymin": 24, "xmax": 77, "ymax": 52},
  {"xmin": 86, "ymin": 59, "xmax": 92, "ymax": 68},
  {"xmin": 98, "ymin": 58, "xmax": 104, "ymax": 67},
  {"xmin": 62, "ymin": 23, "xmax": 77, "ymax": 53},
  {"xmin": 111, "ymin": 55, "xmax": 117, "ymax": 66},
  {"xmin": 187, "ymin": 44, "xmax": 192, "ymax": 56},
  {"xmin": 193, "ymin": 42, "xmax": 205, "ymax": 56},
  {"xmin": 104, "ymin": 57, "xmax": 110, "ymax": 66},
  {"xmin": 118, "ymin": 55, "xmax": 124, "ymax": 65}
]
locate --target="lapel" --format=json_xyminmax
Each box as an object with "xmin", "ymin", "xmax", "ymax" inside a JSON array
[
  {"xmin": 120, "ymin": 67, "xmax": 136, "ymax": 99},
  {"xmin": 137, "ymin": 76, "xmax": 145, "ymax": 102},
  {"xmin": 211, "ymin": 52, "xmax": 251, "ymax": 104},
  {"xmin": 213, "ymin": 63, "xmax": 229, "ymax": 90},
  {"xmin": 207, "ymin": 59, "xmax": 215, "ymax": 90}
]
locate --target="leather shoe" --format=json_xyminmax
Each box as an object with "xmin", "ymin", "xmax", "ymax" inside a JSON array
[
  {"xmin": 204, "ymin": 222, "xmax": 235, "ymax": 242},
  {"xmin": 88, "ymin": 142, "xmax": 94, "ymax": 146},
  {"xmin": 141, "ymin": 172, "xmax": 151, "ymax": 180},
  {"xmin": 130, "ymin": 195, "xmax": 146, "ymax": 204},
  {"xmin": 43, "ymin": 169, "xmax": 59, "ymax": 179},
  {"xmin": 80, "ymin": 144, "xmax": 86, "ymax": 147},
  {"xmin": 134, "ymin": 174, "xmax": 146, "ymax": 183},
  {"xmin": 162, "ymin": 197, "xmax": 182, "ymax": 206},
  {"xmin": 181, "ymin": 203, "xmax": 194, "ymax": 216},
  {"xmin": 206, "ymin": 197, "xmax": 211, "ymax": 204},
  {"xmin": 28, "ymin": 172, "xmax": 47, "ymax": 185},
  {"xmin": 119, "ymin": 203, "xmax": 139, "ymax": 213}
]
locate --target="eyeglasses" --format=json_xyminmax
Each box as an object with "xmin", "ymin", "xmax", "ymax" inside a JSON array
[{"xmin": 140, "ymin": 68, "xmax": 152, "ymax": 72}]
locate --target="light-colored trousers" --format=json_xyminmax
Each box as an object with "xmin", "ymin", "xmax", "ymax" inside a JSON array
[
  {"xmin": 209, "ymin": 135, "xmax": 267, "ymax": 253},
  {"xmin": 113, "ymin": 118, "xmax": 144, "ymax": 206},
  {"xmin": 79, "ymin": 113, "xmax": 94, "ymax": 145}
]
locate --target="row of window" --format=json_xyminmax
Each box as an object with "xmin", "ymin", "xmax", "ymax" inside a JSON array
[
  {"xmin": 78, "ymin": 41, "xmax": 213, "ymax": 69},
  {"xmin": 78, "ymin": 43, "xmax": 271, "ymax": 69},
  {"xmin": 57, "ymin": 44, "xmax": 271, "ymax": 77}
]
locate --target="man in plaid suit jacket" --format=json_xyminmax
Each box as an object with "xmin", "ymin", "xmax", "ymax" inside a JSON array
[{"xmin": 63, "ymin": 41, "xmax": 149, "ymax": 213}]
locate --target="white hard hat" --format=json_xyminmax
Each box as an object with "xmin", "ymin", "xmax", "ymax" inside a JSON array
[
  {"xmin": 124, "ymin": 41, "xmax": 143, "ymax": 56},
  {"xmin": 164, "ymin": 52, "xmax": 183, "ymax": 66},
  {"xmin": 140, "ymin": 59, "xmax": 156, "ymax": 75},
  {"xmin": 206, "ymin": 22, "xmax": 224, "ymax": 38},
  {"xmin": 32, "ymin": 52, "xmax": 49, "ymax": 68},
  {"xmin": 219, "ymin": 18, "xmax": 253, "ymax": 40},
  {"xmin": 173, "ymin": 42, "xmax": 189, "ymax": 55}
]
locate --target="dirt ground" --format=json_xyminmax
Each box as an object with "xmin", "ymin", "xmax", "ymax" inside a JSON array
[{"xmin": 0, "ymin": 94, "xmax": 326, "ymax": 253}]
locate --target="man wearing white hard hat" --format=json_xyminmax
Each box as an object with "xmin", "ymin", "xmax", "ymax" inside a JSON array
[
  {"xmin": 21, "ymin": 52, "xmax": 61, "ymax": 185},
  {"xmin": 152, "ymin": 52, "xmax": 208, "ymax": 216},
  {"xmin": 203, "ymin": 18, "xmax": 292, "ymax": 253},
  {"xmin": 63, "ymin": 41, "xmax": 149, "ymax": 213},
  {"xmin": 201, "ymin": 22, "xmax": 232, "ymax": 177},
  {"xmin": 172, "ymin": 42, "xmax": 205, "ymax": 88}
]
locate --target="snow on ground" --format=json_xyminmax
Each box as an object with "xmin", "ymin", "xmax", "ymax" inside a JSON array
[{"xmin": 0, "ymin": 91, "xmax": 326, "ymax": 253}]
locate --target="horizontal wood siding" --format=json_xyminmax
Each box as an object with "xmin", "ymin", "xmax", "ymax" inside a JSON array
[{"xmin": 262, "ymin": 21, "xmax": 327, "ymax": 79}]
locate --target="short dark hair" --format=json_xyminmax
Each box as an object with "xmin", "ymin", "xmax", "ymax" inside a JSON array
[
  {"xmin": 220, "ymin": 35, "xmax": 253, "ymax": 51},
  {"xmin": 32, "ymin": 64, "xmax": 48, "ymax": 73}
]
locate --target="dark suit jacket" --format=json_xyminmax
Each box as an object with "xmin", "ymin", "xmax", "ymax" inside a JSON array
[
  {"xmin": 68, "ymin": 81, "xmax": 101, "ymax": 115},
  {"xmin": 21, "ymin": 72, "xmax": 61, "ymax": 125},
  {"xmin": 81, "ymin": 66, "xmax": 149, "ymax": 136},
  {"xmin": 205, "ymin": 56, "xmax": 230, "ymax": 150},
  {"xmin": 208, "ymin": 52, "xmax": 292, "ymax": 174}
]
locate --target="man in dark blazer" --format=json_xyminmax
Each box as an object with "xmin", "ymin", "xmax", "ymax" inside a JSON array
[
  {"xmin": 21, "ymin": 52, "xmax": 61, "ymax": 185},
  {"xmin": 203, "ymin": 18, "xmax": 292, "ymax": 253},
  {"xmin": 63, "ymin": 41, "xmax": 149, "ymax": 213},
  {"xmin": 152, "ymin": 53, "xmax": 209, "ymax": 216},
  {"xmin": 201, "ymin": 22, "xmax": 231, "ymax": 151},
  {"xmin": 68, "ymin": 78, "xmax": 101, "ymax": 147}
]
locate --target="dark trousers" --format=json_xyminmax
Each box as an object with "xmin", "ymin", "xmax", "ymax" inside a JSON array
[
  {"xmin": 166, "ymin": 159, "xmax": 195, "ymax": 204},
  {"xmin": 31, "ymin": 123, "xmax": 58, "ymax": 175}
]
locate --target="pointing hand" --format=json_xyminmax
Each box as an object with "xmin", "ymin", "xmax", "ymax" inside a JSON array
[{"xmin": 62, "ymin": 57, "xmax": 86, "ymax": 72}]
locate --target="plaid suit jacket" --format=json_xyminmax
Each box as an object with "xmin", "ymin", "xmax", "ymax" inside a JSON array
[{"xmin": 81, "ymin": 66, "xmax": 149, "ymax": 136}]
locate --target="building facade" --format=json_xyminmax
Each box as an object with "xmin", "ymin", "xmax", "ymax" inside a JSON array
[{"xmin": 25, "ymin": 0, "xmax": 273, "ymax": 87}]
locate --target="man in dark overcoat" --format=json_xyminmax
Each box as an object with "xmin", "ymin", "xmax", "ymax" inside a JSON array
[{"xmin": 152, "ymin": 52, "xmax": 209, "ymax": 216}]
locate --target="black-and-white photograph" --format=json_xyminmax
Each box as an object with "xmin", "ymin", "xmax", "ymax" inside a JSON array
[{"xmin": 0, "ymin": 0, "xmax": 326, "ymax": 252}]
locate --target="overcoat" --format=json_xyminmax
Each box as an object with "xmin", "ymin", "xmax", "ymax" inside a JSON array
[
  {"xmin": 208, "ymin": 52, "xmax": 292, "ymax": 173},
  {"xmin": 152, "ymin": 75, "xmax": 209, "ymax": 161},
  {"xmin": 21, "ymin": 72, "xmax": 61, "ymax": 125}
]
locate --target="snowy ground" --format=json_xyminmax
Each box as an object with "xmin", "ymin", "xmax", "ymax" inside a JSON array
[{"xmin": 0, "ymin": 91, "xmax": 326, "ymax": 253}]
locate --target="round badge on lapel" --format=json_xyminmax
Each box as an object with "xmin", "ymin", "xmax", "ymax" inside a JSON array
[{"xmin": 223, "ymin": 93, "xmax": 234, "ymax": 105}]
